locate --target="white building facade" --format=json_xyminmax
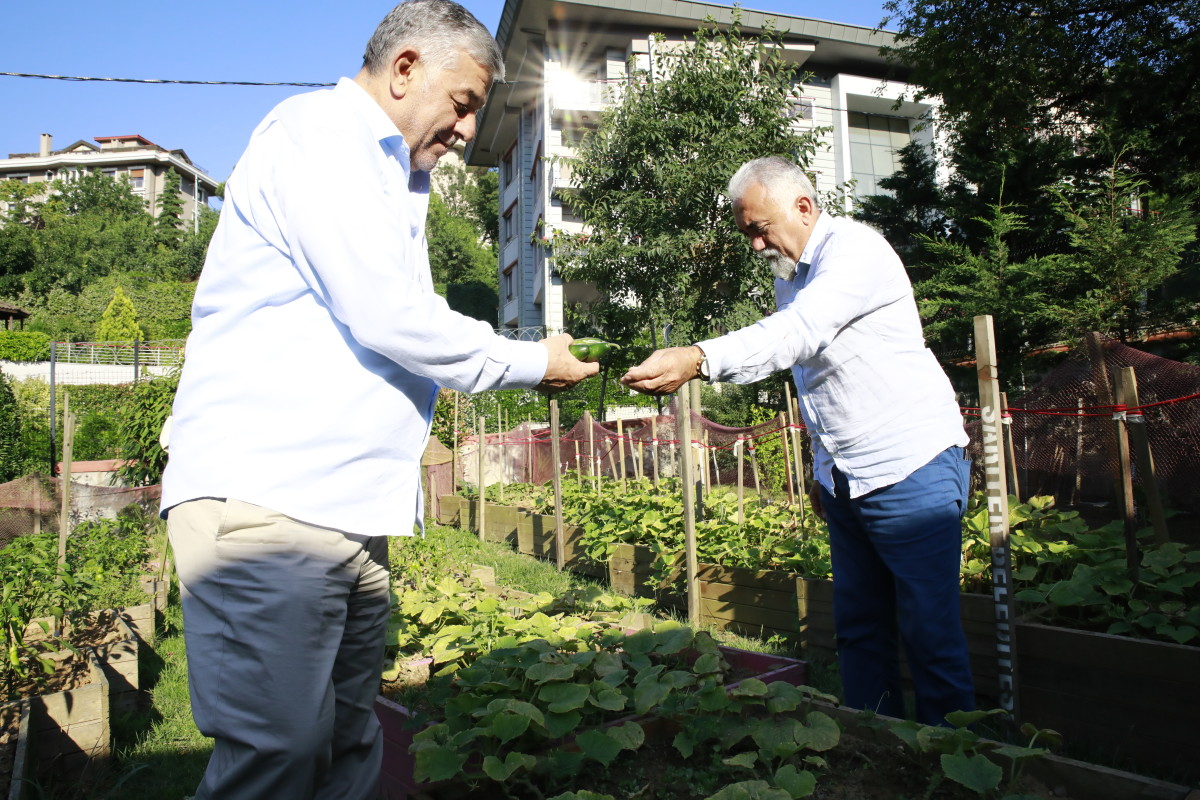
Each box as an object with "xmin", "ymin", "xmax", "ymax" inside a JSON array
[{"xmin": 466, "ymin": 0, "xmax": 938, "ymax": 336}]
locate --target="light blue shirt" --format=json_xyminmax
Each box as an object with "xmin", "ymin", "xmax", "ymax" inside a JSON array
[
  {"xmin": 699, "ymin": 212, "xmax": 967, "ymax": 498},
  {"xmin": 160, "ymin": 78, "xmax": 547, "ymax": 536}
]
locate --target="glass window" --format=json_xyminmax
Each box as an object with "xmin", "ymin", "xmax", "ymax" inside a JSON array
[
  {"xmin": 847, "ymin": 112, "xmax": 910, "ymax": 198},
  {"xmin": 128, "ymin": 168, "xmax": 145, "ymax": 191}
]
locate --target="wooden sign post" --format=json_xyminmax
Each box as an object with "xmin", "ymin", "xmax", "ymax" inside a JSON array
[
  {"xmin": 974, "ymin": 314, "xmax": 1018, "ymax": 720},
  {"xmin": 678, "ymin": 381, "xmax": 700, "ymax": 626}
]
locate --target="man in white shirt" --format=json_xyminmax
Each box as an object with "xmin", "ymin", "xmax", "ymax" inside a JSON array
[
  {"xmin": 622, "ymin": 156, "xmax": 974, "ymax": 726},
  {"xmin": 160, "ymin": 2, "xmax": 597, "ymax": 797}
]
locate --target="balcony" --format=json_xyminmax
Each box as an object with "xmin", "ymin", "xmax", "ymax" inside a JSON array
[{"xmin": 548, "ymin": 77, "xmax": 618, "ymax": 120}]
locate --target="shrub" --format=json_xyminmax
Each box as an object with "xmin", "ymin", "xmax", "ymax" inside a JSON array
[{"xmin": 0, "ymin": 330, "xmax": 50, "ymax": 362}]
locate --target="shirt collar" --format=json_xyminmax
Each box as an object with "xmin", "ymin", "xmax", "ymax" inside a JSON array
[
  {"xmin": 797, "ymin": 210, "xmax": 833, "ymax": 267},
  {"xmin": 335, "ymin": 77, "xmax": 414, "ymax": 180}
]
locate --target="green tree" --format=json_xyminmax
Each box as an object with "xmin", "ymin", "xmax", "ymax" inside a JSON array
[
  {"xmin": 882, "ymin": 0, "xmax": 1200, "ymax": 198},
  {"xmin": 0, "ymin": 374, "xmax": 21, "ymax": 482},
  {"xmin": 96, "ymin": 286, "xmax": 144, "ymax": 341},
  {"xmin": 427, "ymin": 191, "xmax": 495, "ymax": 287},
  {"xmin": 1031, "ymin": 159, "xmax": 1198, "ymax": 342},
  {"xmin": 155, "ymin": 170, "xmax": 184, "ymax": 248},
  {"xmin": 553, "ymin": 18, "xmax": 824, "ymax": 349},
  {"xmin": 117, "ymin": 371, "xmax": 178, "ymax": 486}
]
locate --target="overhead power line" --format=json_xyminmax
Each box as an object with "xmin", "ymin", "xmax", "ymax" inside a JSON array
[{"xmin": 0, "ymin": 71, "xmax": 334, "ymax": 87}]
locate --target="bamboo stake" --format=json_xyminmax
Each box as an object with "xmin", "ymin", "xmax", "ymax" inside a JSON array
[
  {"xmin": 778, "ymin": 412, "xmax": 795, "ymax": 505},
  {"xmin": 678, "ymin": 381, "xmax": 700, "ymax": 626},
  {"xmin": 974, "ymin": 314, "xmax": 1019, "ymax": 721},
  {"xmin": 1000, "ymin": 393, "xmax": 1021, "ymax": 502},
  {"xmin": 700, "ymin": 429, "xmax": 711, "ymax": 499},
  {"xmin": 551, "ymin": 398, "xmax": 566, "ymax": 570},
  {"xmin": 636, "ymin": 439, "xmax": 644, "ymax": 482},
  {"xmin": 477, "ymin": 416, "xmax": 486, "ymax": 541},
  {"xmin": 1115, "ymin": 367, "xmax": 1169, "ymax": 543}
]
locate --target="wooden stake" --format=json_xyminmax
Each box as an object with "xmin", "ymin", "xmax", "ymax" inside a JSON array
[
  {"xmin": 1000, "ymin": 393, "xmax": 1021, "ymax": 502},
  {"xmin": 778, "ymin": 413, "xmax": 795, "ymax": 505},
  {"xmin": 1116, "ymin": 367, "xmax": 1169, "ymax": 543},
  {"xmin": 551, "ymin": 398, "xmax": 565, "ymax": 570},
  {"xmin": 477, "ymin": 416, "xmax": 486, "ymax": 541},
  {"xmin": 974, "ymin": 314, "xmax": 1019, "ymax": 720},
  {"xmin": 636, "ymin": 440, "xmax": 644, "ymax": 482},
  {"xmin": 1073, "ymin": 398, "xmax": 1084, "ymax": 506},
  {"xmin": 451, "ymin": 392, "xmax": 459, "ymax": 494},
  {"xmin": 1110, "ymin": 371, "xmax": 1141, "ymax": 581},
  {"xmin": 496, "ymin": 409, "xmax": 505, "ymax": 503},
  {"xmin": 58, "ymin": 393, "xmax": 74, "ymax": 568},
  {"xmin": 791, "ymin": 398, "xmax": 808, "ymax": 522},
  {"xmin": 678, "ymin": 381, "xmax": 700, "ymax": 626},
  {"xmin": 574, "ymin": 438, "xmax": 582, "ymax": 487},
  {"xmin": 651, "ymin": 417, "xmax": 660, "ymax": 490},
  {"xmin": 736, "ymin": 436, "xmax": 745, "ymax": 525},
  {"xmin": 749, "ymin": 442, "xmax": 763, "ymax": 505},
  {"xmin": 617, "ymin": 418, "xmax": 627, "ymax": 493}
]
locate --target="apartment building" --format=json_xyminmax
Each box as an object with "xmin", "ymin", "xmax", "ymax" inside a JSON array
[
  {"xmin": 0, "ymin": 133, "xmax": 220, "ymax": 230},
  {"xmin": 465, "ymin": 0, "xmax": 938, "ymax": 335}
]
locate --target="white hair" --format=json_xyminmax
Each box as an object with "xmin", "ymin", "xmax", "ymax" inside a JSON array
[{"xmin": 727, "ymin": 156, "xmax": 820, "ymax": 210}]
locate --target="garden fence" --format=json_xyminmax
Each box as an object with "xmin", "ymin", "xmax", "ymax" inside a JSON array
[
  {"xmin": 0, "ymin": 474, "xmax": 161, "ymax": 550},
  {"xmin": 447, "ymin": 334, "xmax": 1200, "ymax": 525}
]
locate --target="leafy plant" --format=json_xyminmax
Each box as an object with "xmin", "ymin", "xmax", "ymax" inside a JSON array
[
  {"xmin": 116, "ymin": 369, "xmax": 179, "ymax": 486},
  {"xmin": 409, "ymin": 621, "xmax": 839, "ymax": 799}
]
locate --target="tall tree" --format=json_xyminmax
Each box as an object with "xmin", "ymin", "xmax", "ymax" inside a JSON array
[
  {"xmin": 155, "ymin": 170, "xmax": 184, "ymax": 248},
  {"xmin": 553, "ymin": 18, "xmax": 823, "ymax": 349},
  {"xmin": 882, "ymin": 0, "xmax": 1200, "ymax": 197}
]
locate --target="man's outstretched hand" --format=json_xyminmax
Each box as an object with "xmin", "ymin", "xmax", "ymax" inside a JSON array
[
  {"xmin": 536, "ymin": 334, "xmax": 600, "ymax": 393},
  {"xmin": 621, "ymin": 346, "xmax": 703, "ymax": 395}
]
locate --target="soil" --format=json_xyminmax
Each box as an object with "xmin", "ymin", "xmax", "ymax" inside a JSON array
[{"xmin": 0, "ymin": 702, "xmax": 20, "ymax": 799}]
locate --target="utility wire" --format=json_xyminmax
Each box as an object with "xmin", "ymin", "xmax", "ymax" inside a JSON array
[{"xmin": 0, "ymin": 71, "xmax": 334, "ymax": 87}]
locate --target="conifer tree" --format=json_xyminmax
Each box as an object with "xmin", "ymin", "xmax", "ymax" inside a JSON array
[{"xmin": 96, "ymin": 286, "xmax": 144, "ymax": 341}]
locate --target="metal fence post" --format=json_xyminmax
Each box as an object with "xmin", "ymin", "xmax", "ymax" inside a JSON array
[{"xmin": 133, "ymin": 339, "xmax": 140, "ymax": 384}]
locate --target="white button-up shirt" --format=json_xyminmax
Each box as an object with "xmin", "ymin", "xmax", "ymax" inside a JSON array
[
  {"xmin": 160, "ymin": 78, "xmax": 547, "ymax": 536},
  {"xmin": 698, "ymin": 212, "xmax": 967, "ymax": 498}
]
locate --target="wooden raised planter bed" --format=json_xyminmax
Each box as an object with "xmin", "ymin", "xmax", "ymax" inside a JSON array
[
  {"xmin": 374, "ymin": 644, "xmax": 807, "ymax": 800},
  {"xmin": 2, "ymin": 699, "xmax": 33, "ymax": 800},
  {"xmin": 1014, "ymin": 622, "xmax": 1200, "ymax": 784}
]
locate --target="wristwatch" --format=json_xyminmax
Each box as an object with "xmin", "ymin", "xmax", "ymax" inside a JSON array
[{"xmin": 695, "ymin": 347, "xmax": 710, "ymax": 381}]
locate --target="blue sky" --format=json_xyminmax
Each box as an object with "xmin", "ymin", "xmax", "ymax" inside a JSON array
[{"xmin": 1, "ymin": 0, "xmax": 892, "ymax": 185}]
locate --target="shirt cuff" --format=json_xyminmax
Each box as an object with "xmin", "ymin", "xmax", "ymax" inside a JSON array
[
  {"xmin": 481, "ymin": 337, "xmax": 548, "ymax": 390},
  {"xmin": 694, "ymin": 335, "xmax": 739, "ymax": 383}
]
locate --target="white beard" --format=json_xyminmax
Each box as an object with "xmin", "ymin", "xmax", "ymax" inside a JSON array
[{"xmin": 759, "ymin": 249, "xmax": 797, "ymax": 282}]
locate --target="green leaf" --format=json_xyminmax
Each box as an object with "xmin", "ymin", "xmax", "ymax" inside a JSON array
[
  {"xmin": 482, "ymin": 751, "xmax": 536, "ymax": 781},
  {"xmin": 528, "ymin": 661, "xmax": 578, "ymax": 683},
  {"xmin": 608, "ymin": 721, "xmax": 646, "ymax": 751},
  {"xmin": 576, "ymin": 728, "xmax": 623, "ymax": 766},
  {"xmin": 414, "ymin": 745, "xmax": 466, "ymax": 782},
  {"xmin": 491, "ymin": 711, "xmax": 532, "ymax": 744},
  {"xmin": 633, "ymin": 678, "xmax": 672, "ymax": 714},
  {"xmin": 941, "ymin": 752, "xmax": 1003, "ymax": 793},
  {"xmin": 773, "ymin": 764, "xmax": 817, "ymax": 798},
  {"xmin": 545, "ymin": 710, "xmax": 583, "ymax": 739},
  {"xmin": 539, "ymin": 681, "xmax": 591, "ymax": 713},
  {"xmin": 723, "ymin": 751, "xmax": 758, "ymax": 769},
  {"xmin": 705, "ymin": 780, "xmax": 791, "ymax": 800}
]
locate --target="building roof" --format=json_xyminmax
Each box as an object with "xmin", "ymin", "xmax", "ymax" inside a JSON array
[
  {"xmin": 467, "ymin": 0, "xmax": 905, "ymax": 166},
  {"xmin": 0, "ymin": 302, "xmax": 29, "ymax": 318}
]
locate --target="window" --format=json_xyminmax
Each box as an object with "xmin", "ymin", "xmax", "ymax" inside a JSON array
[
  {"xmin": 787, "ymin": 96, "xmax": 815, "ymax": 120},
  {"xmin": 847, "ymin": 112, "xmax": 910, "ymax": 197},
  {"xmin": 502, "ymin": 203, "xmax": 517, "ymax": 244},
  {"xmin": 501, "ymin": 148, "xmax": 514, "ymax": 187},
  {"xmin": 502, "ymin": 263, "xmax": 516, "ymax": 302},
  {"xmin": 101, "ymin": 168, "xmax": 117, "ymax": 181},
  {"xmin": 128, "ymin": 168, "xmax": 146, "ymax": 191},
  {"xmin": 529, "ymin": 141, "xmax": 542, "ymax": 182},
  {"xmin": 3, "ymin": 173, "xmax": 28, "ymax": 184}
]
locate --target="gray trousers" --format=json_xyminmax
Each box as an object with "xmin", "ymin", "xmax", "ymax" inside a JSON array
[{"xmin": 168, "ymin": 498, "xmax": 391, "ymax": 800}]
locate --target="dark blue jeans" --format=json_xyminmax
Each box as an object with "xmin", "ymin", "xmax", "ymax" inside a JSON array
[{"xmin": 821, "ymin": 446, "xmax": 974, "ymax": 725}]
